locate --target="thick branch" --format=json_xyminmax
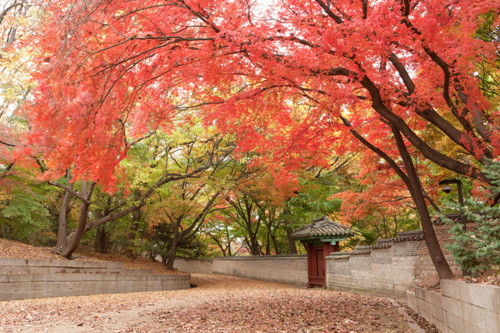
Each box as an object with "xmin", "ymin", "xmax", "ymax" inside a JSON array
[
  {"xmin": 359, "ymin": 75, "xmax": 487, "ymax": 182},
  {"xmin": 48, "ymin": 181, "xmax": 90, "ymax": 205},
  {"xmin": 388, "ymin": 53, "xmax": 415, "ymax": 94},
  {"xmin": 0, "ymin": 139, "xmax": 15, "ymax": 147},
  {"xmin": 341, "ymin": 115, "xmax": 411, "ymax": 189},
  {"xmin": 456, "ymin": 88, "xmax": 492, "ymax": 143},
  {"xmin": 83, "ymin": 161, "xmax": 216, "ymax": 232},
  {"xmin": 314, "ymin": 0, "xmax": 343, "ymax": 24},
  {"xmin": 0, "ymin": 163, "xmax": 14, "ymax": 177}
]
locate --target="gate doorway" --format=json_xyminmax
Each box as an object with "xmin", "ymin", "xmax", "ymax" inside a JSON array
[{"xmin": 292, "ymin": 216, "xmax": 354, "ymax": 288}]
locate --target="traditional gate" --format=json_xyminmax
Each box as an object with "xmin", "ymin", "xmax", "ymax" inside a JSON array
[{"xmin": 292, "ymin": 216, "xmax": 354, "ymax": 288}]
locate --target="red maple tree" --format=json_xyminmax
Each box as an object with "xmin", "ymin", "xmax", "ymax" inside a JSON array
[{"xmin": 25, "ymin": 0, "xmax": 499, "ymax": 278}]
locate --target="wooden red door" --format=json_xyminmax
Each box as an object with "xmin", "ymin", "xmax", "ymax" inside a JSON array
[
  {"xmin": 307, "ymin": 245, "xmax": 326, "ymax": 287},
  {"xmin": 315, "ymin": 248, "xmax": 325, "ymax": 284},
  {"xmin": 306, "ymin": 242, "xmax": 340, "ymax": 287}
]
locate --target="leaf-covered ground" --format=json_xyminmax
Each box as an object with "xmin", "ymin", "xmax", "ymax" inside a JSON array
[
  {"xmin": 0, "ymin": 239, "xmax": 427, "ymax": 332},
  {"xmin": 0, "ymin": 274, "xmax": 420, "ymax": 333},
  {"xmin": 0, "ymin": 238, "xmax": 183, "ymax": 275}
]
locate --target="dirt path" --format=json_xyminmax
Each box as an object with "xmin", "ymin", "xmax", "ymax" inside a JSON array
[{"xmin": 0, "ymin": 274, "xmax": 422, "ymax": 333}]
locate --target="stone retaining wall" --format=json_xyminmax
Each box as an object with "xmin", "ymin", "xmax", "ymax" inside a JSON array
[
  {"xmin": 177, "ymin": 220, "xmax": 473, "ymax": 295},
  {"xmin": 174, "ymin": 229, "xmax": 460, "ymax": 295},
  {"xmin": 407, "ymin": 280, "xmax": 500, "ymax": 333},
  {"xmin": 1, "ymin": 258, "xmax": 152, "ymax": 275},
  {"xmin": 0, "ymin": 258, "xmax": 190, "ymax": 301}
]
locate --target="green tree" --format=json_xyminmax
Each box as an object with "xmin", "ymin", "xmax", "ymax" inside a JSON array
[
  {"xmin": 444, "ymin": 160, "xmax": 500, "ymax": 276},
  {"xmin": 0, "ymin": 180, "xmax": 51, "ymax": 244}
]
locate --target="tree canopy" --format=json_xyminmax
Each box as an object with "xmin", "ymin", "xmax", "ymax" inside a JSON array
[{"xmin": 2, "ymin": 0, "xmax": 499, "ymax": 277}]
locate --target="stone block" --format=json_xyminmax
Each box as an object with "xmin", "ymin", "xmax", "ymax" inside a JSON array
[
  {"xmin": 415, "ymin": 286, "xmax": 427, "ymax": 299},
  {"xmin": 427, "ymin": 290, "xmax": 443, "ymax": 308},
  {"xmin": 416, "ymin": 298, "xmax": 430, "ymax": 321},
  {"xmin": 447, "ymin": 312, "xmax": 465, "ymax": 333},
  {"xmin": 420, "ymin": 274, "xmax": 440, "ymax": 288},
  {"xmin": 406, "ymin": 290, "xmax": 417, "ymax": 311},
  {"xmin": 443, "ymin": 295, "xmax": 464, "ymax": 318},
  {"xmin": 429, "ymin": 302, "xmax": 446, "ymax": 325},
  {"xmin": 498, "ymin": 309, "xmax": 500, "ymax": 333},
  {"xmin": 462, "ymin": 321, "xmax": 485, "ymax": 333},
  {"xmin": 462, "ymin": 303, "xmax": 498, "ymax": 333},
  {"xmin": 441, "ymin": 279, "xmax": 469, "ymax": 303},
  {"xmin": 465, "ymin": 282, "xmax": 500, "ymax": 312}
]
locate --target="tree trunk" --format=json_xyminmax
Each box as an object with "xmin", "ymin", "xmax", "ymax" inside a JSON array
[
  {"xmin": 286, "ymin": 228, "xmax": 297, "ymax": 254},
  {"xmin": 165, "ymin": 236, "xmax": 182, "ymax": 270},
  {"xmin": 265, "ymin": 224, "xmax": 271, "ymax": 255},
  {"xmin": 244, "ymin": 214, "xmax": 262, "ymax": 255},
  {"xmin": 55, "ymin": 171, "xmax": 72, "ymax": 250},
  {"xmin": 248, "ymin": 231, "xmax": 262, "ymax": 255},
  {"xmin": 95, "ymin": 225, "xmax": 108, "ymax": 253},
  {"xmin": 347, "ymin": 120, "xmax": 455, "ymax": 280},
  {"xmin": 391, "ymin": 126, "xmax": 454, "ymax": 280},
  {"xmin": 283, "ymin": 209, "xmax": 298, "ymax": 254},
  {"xmin": 95, "ymin": 197, "xmax": 112, "ymax": 253},
  {"xmin": 271, "ymin": 231, "xmax": 280, "ymax": 255},
  {"xmin": 60, "ymin": 181, "xmax": 95, "ymax": 258},
  {"xmin": 226, "ymin": 226, "xmax": 232, "ymax": 256}
]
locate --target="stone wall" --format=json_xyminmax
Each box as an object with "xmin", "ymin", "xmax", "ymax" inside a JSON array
[
  {"xmin": 407, "ymin": 280, "xmax": 500, "ymax": 333},
  {"xmin": 173, "ymin": 258, "xmax": 213, "ymax": 274},
  {"xmin": 173, "ymin": 255, "xmax": 308, "ymax": 286},
  {"xmin": 174, "ymin": 220, "xmax": 471, "ymax": 295},
  {"xmin": 325, "ymin": 222, "xmax": 471, "ymax": 296},
  {"xmin": 326, "ymin": 233, "xmax": 423, "ymax": 295},
  {"xmin": 416, "ymin": 223, "xmax": 471, "ymax": 287},
  {"xmin": 0, "ymin": 258, "xmax": 190, "ymax": 301}
]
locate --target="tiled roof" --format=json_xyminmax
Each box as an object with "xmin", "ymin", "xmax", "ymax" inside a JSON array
[
  {"xmin": 291, "ymin": 216, "xmax": 355, "ymax": 240},
  {"xmin": 432, "ymin": 213, "xmax": 463, "ymax": 225},
  {"xmin": 392, "ymin": 230, "xmax": 425, "ymax": 242},
  {"xmin": 431, "ymin": 212, "xmax": 482, "ymax": 225},
  {"xmin": 373, "ymin": 239, "xmax": 392, "ymax": 249}
]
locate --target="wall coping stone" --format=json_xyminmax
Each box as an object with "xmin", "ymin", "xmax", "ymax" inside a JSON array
[
  {"xmin": 373, "ymin": 239, "xmax": 392, "ymax": 249},
  {"xmin": 350, "ymin": 245, "xmax": 373, "ymax": 255},
  {"xmin": 0, "ymin": 258, "xmax": 122, "ymax": 269},
  {"xmin": 327, "ymin": 253, "xmax": 350, "ymax": 260},
  {"xmin": 393, "ymin": 230, "xmax": 425, "ymax": 242},
  {"xmin": 327, "ymin": 245, "xmax": 373, "ymax": 257},
  {"xmin": 175, "ymin": 257, "xmax": 213, "ymax": 262},
  {"xmin": 210, "ymin": 254, "xmax": 307, "ymax": 261}
]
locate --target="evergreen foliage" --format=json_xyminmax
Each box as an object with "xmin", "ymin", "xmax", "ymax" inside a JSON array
[{"xmin": 444, "ymin": 160, "xmax": 500, "ymax": 276}]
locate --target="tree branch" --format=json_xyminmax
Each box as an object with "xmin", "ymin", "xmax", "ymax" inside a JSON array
[{"xmin": 48, "ymin": 181, "xmax": 91, "ymax": 205}]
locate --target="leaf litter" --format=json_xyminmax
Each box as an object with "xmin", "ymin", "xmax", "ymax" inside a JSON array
[{"xmin": 0, "ymin": 239, "xmax": 430, "ymax": 332}]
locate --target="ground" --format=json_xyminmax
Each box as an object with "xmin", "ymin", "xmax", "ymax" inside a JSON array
[{"xmin": 0, "ymin": 239, "xmax": 431, "ymax": 332}]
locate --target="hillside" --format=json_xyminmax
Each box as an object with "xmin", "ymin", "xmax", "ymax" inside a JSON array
[{"xmin": 0, "ymin": 238, "xmax": 184, "ymax": 275}]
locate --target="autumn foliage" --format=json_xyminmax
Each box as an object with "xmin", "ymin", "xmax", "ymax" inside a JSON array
[
  {"xmin": 3, "ymin": 0, "xmax": 499, "ymax": 276},
  {"xmin": 23, "ymin": 0, "xmax": 497, "ymax": 186}
]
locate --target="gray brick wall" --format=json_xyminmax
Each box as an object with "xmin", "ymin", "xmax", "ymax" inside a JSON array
[{"xmin": 327, "ymin": 237, "xmax": 436, "ymax": 295}]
